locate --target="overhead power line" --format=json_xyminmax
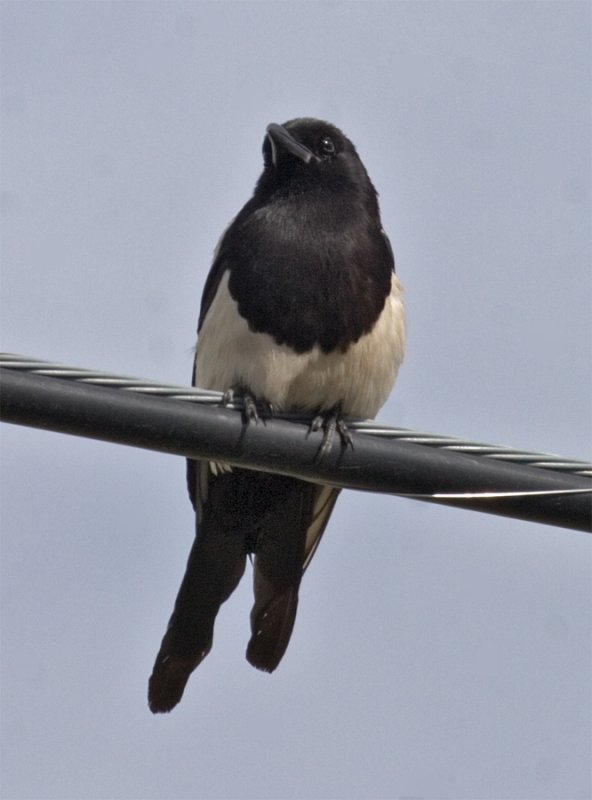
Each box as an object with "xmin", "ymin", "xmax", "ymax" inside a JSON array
[{"xmin": 1, "ymin": 353, "xmax": 590, "ymax": 533}]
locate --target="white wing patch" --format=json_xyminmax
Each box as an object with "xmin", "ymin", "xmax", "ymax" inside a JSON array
[{"xmin": 303, "ymin": 485, "xmax": 340, "ymax": 570}]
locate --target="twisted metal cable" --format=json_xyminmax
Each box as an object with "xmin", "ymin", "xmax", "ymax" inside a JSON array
[{"xmin": 2, "ymin": 352, "xmax": 591, "ymax": 478}]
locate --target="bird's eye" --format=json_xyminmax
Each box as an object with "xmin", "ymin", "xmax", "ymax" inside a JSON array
[{"xmin": 320, "ymin": 136, "xmax": 336, "ymax": 156}]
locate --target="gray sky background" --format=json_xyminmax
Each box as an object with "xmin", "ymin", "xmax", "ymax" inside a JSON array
[{"xmin": 1, "ymin": 2, "xmax": 591, "ymax": 799}]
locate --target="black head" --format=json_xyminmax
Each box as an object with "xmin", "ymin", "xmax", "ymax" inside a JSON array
[{"xmin": 258, "ymin": 118, "xmax": 378, "ymax": 208}]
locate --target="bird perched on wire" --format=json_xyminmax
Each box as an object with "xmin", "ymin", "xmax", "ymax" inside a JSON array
[{"xmin": 148, "ymin": 117, "xmax": 406, "ymax": 713}]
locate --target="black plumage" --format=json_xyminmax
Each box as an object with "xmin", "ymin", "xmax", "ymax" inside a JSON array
[{"xmin": 148, "ymin": 118, "xmax": 406, "ymax": 713}]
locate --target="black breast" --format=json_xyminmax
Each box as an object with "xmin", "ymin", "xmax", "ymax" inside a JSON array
[{"xmin": 223, "ymin": 195, "xmax": 393, "ymax": 354}]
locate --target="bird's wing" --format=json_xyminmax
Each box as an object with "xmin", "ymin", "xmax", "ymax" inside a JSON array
[
  {"xmin": 381, "ymin": 228, "xmax": 396, "ymax": 273},
  {"xmin": 197, "ymin": 251, "xmax": 229, "ymax": 333},
  {"xmin": 303, "ymin": 484, "xmax": 341, "ymax": 570},
  {"xmin": 187, "ymin": 226, "xmax": 232, "ymax": 511}
]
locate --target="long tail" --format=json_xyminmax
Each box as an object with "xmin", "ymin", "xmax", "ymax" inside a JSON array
[
  {"xmin": 148, "ymin": 519, "xmax": 246, "ymax": 713},
  {"xmin": 149, "ymin": 464, "xmax": 340, "ymax": 710},
  {"xmin": 246, "ymin": 483, "xmax": 340, "ymax": 672}
]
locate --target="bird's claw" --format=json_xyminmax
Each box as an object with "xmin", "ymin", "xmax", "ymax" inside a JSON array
[
  {"xmin": 223, "ymin": 387, "xmax": 272, "ymax": 425},
  {"xmin": 242, "ymin": 393, "xmax": 260, "ymax": 423},
  {"xmin": 310, "ymin": 407, "xmax": 353, "ymax": 463}
]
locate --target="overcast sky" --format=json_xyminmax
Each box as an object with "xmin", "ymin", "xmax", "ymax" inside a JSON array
[{"xmin": 1, "ymin": 2, "xmax": 591, "ymax": 799}]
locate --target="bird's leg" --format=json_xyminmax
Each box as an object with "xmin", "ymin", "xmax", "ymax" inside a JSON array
[
  {"xmin": 242, "ymin": 392, "xmax": 260, "ymax": 423},
  {"xmin": 223, "ymin": 386, "xmax": 272, "ymax": 425},
  {"xmin": 310, "ymin": 405, "xmax": 353, "ymax": 462}
]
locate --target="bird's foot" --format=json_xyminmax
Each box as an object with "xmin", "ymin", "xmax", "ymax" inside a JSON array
[
  {"xmin": 223, "ymin": 387, "xmax": 272, "ymax": 425},
  {"xmin": 310, "ymin": 406, "xmax": 353, "ymax": 463}
]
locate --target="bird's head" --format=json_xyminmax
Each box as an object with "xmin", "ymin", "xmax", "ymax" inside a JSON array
[{"xmin": 258, "ymin": 118, "xmax": 377, "ymax": 206}]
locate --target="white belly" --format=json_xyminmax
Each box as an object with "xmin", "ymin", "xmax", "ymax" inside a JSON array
[{"xmin": 194, "ymin": 271, "xmax": 406, "ymax": 419}]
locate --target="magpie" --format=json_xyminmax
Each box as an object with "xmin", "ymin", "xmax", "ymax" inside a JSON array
[{"xmin": 148, "ymin": 118, "xmax": 406, "ymax": 713}]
